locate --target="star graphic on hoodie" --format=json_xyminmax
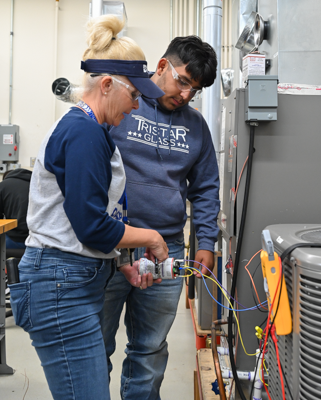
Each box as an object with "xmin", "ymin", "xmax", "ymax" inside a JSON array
[{"xmin": 128, "ymin": 131, "xmax": 133, "ymax": 135}]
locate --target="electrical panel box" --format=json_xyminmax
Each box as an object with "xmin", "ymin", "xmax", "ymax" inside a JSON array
[
  {"xmin": 245, "ymin": 75, "xmax": 278, "ymax": 121},
  {"xmin": 0, "ymin": 125, "xmax": 20, "ymax": 163}
]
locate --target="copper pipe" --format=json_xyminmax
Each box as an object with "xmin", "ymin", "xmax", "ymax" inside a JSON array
[{"xmin": 211, "ymin": 320, "xmax": 227, "ymax": 400}]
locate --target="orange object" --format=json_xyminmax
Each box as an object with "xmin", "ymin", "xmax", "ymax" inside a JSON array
[
  {"xmin": 261, "ymin": 250, "xmax": 292, "ymax": 335},
  {"xmin": 195, "ymin": 335, "xmax": 207, "ymax": 350}
]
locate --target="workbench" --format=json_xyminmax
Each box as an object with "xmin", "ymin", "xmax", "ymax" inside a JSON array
[
  {"xmin": 0, "ymin": 219, "xmax": 17, "ymax": 374},
  {"xmin": 195, "ymin": 348, "xmax": 221, "ymax": 400}
]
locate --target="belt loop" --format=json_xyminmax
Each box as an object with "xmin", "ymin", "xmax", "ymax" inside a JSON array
[{"xmin": 34, "ymin": 248, "xmax": 44, "ymax": 269}]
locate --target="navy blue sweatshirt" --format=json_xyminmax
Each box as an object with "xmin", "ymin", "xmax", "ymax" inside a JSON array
[
  {"xmin": 110, "ymin": 96, "xmax": 220, "ymax": 252},
  {"xmin": 26, "ymin": 107, "xmax": 126, "ymax": 259}
]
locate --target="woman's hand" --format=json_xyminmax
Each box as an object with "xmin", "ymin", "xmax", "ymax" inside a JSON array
[
  {"xmin": 116, "ymin": 226, "xmax": 168, "ymax": 262},
  {"xmin": 147, "ymin": 232, "xmax": 169, "ymax": 263},
  {"xmin": 119, "ymin": 261, "xmax": 162, "ymax": 289}
]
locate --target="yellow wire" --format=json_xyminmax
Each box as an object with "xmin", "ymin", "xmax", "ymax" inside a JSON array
[
  {"xmin": 263, "ymin": 359, "xmax": 268, "ymax": 376},
  {"xmin": 184, "ymin": 264, "xmax": 258, "ymax": 357},
  {"xmin": 259, "ymin": 359, "xmax": 268, "ymax": 386},
  {"xmin": 179, "ymin": 268, "xmax": 193, "ymax": 278}
]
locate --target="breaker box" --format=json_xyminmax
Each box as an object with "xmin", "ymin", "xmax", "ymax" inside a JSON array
[{"xmin": 0, "ymin": 125, "xmax": 20, "ymax": 173}]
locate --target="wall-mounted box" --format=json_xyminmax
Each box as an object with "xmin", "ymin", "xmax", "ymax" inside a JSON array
[
  {"xmin": 245, "ymin": 75, "xmax": 278, "ymax": 121},
  {"xmin": 0, "ymin": 125, "xmax": 20, "ymax": 163}
]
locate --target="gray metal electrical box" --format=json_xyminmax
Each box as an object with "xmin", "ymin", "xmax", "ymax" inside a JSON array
[
  {"xmin": 245, "ymin": 75, "xmax": 278, "ymax": 121},
  {"xmin": 0, "ymin": 125, "xmax": 20, "ymax": 172}
]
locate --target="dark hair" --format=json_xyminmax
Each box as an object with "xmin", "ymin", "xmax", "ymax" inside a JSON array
[{"xmin": 162, "ymin": 36, "xmax": 217, "ymax": 88}]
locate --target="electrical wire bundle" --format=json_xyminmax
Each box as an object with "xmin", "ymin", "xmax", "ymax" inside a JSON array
[
  {"xmin": 180, "ymin": 253, "xmax": 291, "ymax": 400},
  {"xmin": 250, "ymin": 256, "xmax": 293, "ymax": 400},
  {"xmin": 180, "ymin": 256, "xmax": 265, "ymax": 399}
]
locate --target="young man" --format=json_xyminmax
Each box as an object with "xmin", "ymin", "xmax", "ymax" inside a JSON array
[{"xmin": 103, "ymin": 36, "xmax": 220, "ymax": 400}]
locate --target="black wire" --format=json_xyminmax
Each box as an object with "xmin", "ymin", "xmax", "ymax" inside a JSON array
[
  {"xmin": 250, "ymin": 261, "xmax": 268, "ymax": 313},
  {"xmin": 280, "ymin": 242, "xmax": 321, "ymax": 263},
  {"xmin": 259, "ymin": 316, "xmax": 268, "ymax": 328},
  {"xmin": 249, "ymin": 345, "xmax": 264, "ymax": 399},
  {"xmin": 228, "ymin": 123, "xmax": 256, "ymax": 400}
]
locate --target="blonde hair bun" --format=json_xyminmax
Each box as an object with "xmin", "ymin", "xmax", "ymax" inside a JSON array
[
  {"xmin": 86, "ymin": 14, "xmax": 123, "ymax": 53},
  {"xmin": 83, "ymin": 14, "xmax": 145, "ymax": 61}
]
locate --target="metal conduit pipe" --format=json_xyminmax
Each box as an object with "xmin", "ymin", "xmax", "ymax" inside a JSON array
[
  {"xmin": 196, "ymin": 0, "xmax": 200, "ymax": 37},
  {"xmin": 91, "ymin": 0, "xmax": 103, "ymax": 18},
  {"xmin": 202, "ymin": 0, "xmax": 222, "ymax": 155},
  {"xmin": 53, "ymin": 0, "xmax": 59, "ymax": 122},
  {"xmin": 211, "ymin": 320, "xmax": 228, "ymax": 400},
  {"xmin": 9, "ymin": 0, "xmax": 14, "ymax": 125},
  {"xmin": 170, "ymin": 0, "xmax": 173, "ymax": 41}
]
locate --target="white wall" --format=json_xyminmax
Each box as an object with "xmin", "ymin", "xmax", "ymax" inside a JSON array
[{"xmin": 0, "ymin": 0, "xmax": 170, "ymax": 169}]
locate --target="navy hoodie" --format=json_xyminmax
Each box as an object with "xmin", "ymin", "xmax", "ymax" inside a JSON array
[
  {"xmin": 0, "ymin": 168, "xmax": 32, "ymax": 242},
  {"xmin": 110, "ymin": 96, "xmax": 220, "ymax": 252},
  {"xmin": 26, "ymin": 107, "xmax": 126, "ymax": 259}
]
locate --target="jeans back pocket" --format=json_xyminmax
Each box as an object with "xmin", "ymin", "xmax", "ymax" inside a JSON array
[{"xmin": 8, "ymin": 282, "xmax": 32, "ymax": 331}]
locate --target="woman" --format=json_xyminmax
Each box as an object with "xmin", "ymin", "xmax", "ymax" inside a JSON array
[{"xmin": 9, "ymin": 15, "xmax": 167, "ymax": 400}]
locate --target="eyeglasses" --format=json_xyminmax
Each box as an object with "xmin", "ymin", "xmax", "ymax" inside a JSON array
[
  {"xmin": 166, "ymin": 59, "xmax": 202, "ymax": 97},
  {"xmin": 90, "ymin": 74, "xmax": 142, "ymax": 102},
  {"xmin": 111, "ymin": 76, "xmax": 142, "ymax": 102}
]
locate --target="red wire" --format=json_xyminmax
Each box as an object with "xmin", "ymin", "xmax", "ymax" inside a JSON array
[
  {"xmin": 271, "ymin": 325, "xmax": 286, "ymax": 399},
  {"xmin": 234, "ymin": 156, "xmax": 248, "ymax": 201},
  {"xmin": 260, "ymin": 256, "xmax": 283, "ymax": 400},
  {"xmin": 244, "ymin": 249, "xmax": 268, "ymax": 310}
]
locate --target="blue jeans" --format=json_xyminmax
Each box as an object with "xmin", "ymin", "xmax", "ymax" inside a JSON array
[
  {"xmin": 9, "ymin": 247, "xmax": 114, "ymax": 400},
  {"xmin": 102, "ymin": 237, "xmax": 185, "ymax": 400}
]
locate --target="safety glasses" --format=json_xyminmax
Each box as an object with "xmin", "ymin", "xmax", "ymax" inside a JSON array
[
  {"xmin": 90, "ymin": 74, "xmax": 142, "ymax": 102},
  {"xmin": 167, "ymin": 59, "xmax": 202, "ymax": 97}
]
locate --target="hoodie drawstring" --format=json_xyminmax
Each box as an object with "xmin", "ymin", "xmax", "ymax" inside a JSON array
[
  {"xmin": 155, "ymin": 104, "xmax": 163, "ymax": 160},
  {"xmin": 155, "ymin": 104, "xmax": 173, "ymax": 159},
  {"xmin": 168, "ymin": 112, "xmax": 173, "ymax": 155}
]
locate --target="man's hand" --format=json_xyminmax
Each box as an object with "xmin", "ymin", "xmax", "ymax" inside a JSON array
[
  {"xmin": 193, "ymin": 249, "xmax": 214, "ymax": 278},
  {"xmin": 119, "ymin": 261, "xmax": 162, "ymax": 289}
]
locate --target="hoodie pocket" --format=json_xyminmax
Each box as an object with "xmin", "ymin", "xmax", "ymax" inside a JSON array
[
  {"xmin": 126, "ymin": 181, "xmax": 186, "ymax": 234},
  {"xmin": 8, "ymin": 282, "xmax": 32, "ymax": 331}
]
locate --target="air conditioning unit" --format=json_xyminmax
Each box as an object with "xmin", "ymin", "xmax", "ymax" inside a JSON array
[{"xmin": 266, "ymin": 224, "xmax": 321, "ymax": 400}]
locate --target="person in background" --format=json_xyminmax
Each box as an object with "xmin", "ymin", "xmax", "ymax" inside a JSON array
[
  {"xmin": 8, "ymin": 15, "xmax": 167, "ymax": 400},
  {"xmin": 103, "ymin": 36, "xmax": 220, "ymax": 399},
  {"xmin": 0, "ymin": 168, "xmax": 32, "ymax": 249}
]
